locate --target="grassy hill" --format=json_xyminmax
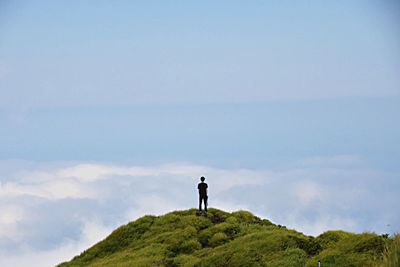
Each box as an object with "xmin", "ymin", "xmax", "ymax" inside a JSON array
[{"xmin": 58, "ymin": 208, "xmax": 398, "ymax": 267}]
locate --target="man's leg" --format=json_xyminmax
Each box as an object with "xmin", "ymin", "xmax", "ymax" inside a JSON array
[
  {"xmin": 199, "ymin": 195, "xmax": 202, "ymax": 211},
  {"xmin": 204, "ymin": 196, "xmax": 208, "ymax": 212}
]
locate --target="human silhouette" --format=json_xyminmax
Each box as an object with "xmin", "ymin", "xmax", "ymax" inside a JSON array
[{"xmin": 198, "ymin": 176, "xmax": 208, "ymax": 213}]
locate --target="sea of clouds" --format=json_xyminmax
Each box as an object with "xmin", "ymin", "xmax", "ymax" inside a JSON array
[{"xmin": 0, "ymin": 156, "xmax": 398, "ymax": 267}]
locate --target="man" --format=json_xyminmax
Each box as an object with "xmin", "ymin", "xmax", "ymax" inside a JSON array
[{"xmin": 198, "ymin": 176, "xmax": 208, "ymax": 213}]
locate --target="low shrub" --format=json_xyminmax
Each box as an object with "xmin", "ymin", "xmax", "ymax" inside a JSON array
[{"xmin": 209, "ymin": 232, "xmax": 228, "ymax": 247}]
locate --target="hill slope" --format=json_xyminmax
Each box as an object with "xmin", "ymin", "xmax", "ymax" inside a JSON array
[{"xmin": 58, "ymin": 208, "xmax": 390, "ymax": 267}]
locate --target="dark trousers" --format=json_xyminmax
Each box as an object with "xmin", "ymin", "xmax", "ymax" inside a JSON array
[{"xmin": 199, "ymin": 195, "xmax": 208, "ymax": 212}]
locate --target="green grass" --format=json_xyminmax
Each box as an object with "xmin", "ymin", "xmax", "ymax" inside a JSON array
[
  {"xmin": 57, "ymin": 209, "xmax": 390, "ymax": 267},
  {"xmin": 380, "ymin": 234, "xmax": 400, "ymax": 267}
]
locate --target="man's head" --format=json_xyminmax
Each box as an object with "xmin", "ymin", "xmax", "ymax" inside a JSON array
[{"xmin": 200, "ymin": 176, "xmax": 205, "ymax": 182}]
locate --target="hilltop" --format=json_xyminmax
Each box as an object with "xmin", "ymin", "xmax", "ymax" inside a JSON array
[{"xmin": 58, "ymin": 208, "xmax": 397, "ymax": 267}]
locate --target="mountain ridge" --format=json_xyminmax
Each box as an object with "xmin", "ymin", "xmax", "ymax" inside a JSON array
[{"xmin": 58, "ymin": 208, "xmax": 394, "ymax": 267}]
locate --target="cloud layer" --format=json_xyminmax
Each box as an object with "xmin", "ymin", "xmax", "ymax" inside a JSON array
[{"xmin": 0, "ymin": 157, "xmax": 399, "ymax": 266}]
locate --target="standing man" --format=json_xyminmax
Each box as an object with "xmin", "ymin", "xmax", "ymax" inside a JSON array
[{"xmin": 198, "ymin": 176, "xmax": 208, "ymax": 213}]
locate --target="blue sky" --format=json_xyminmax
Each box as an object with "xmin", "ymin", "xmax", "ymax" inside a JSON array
[
  {"xmin": 1, "ymin": 99, "xmax": 400, "ymax": 169},
  {"xmin": 0, "ymin": 1, "xmax": 399, "ymax": 266}
]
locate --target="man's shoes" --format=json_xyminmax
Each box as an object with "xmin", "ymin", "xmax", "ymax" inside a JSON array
[{"xmin": 196, "ymin": 210, "xmax": 208, "ymax": 216}]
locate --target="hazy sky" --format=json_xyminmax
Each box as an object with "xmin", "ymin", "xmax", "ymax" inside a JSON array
[{"xmin": 0, "ymin": 1, "xmax": 399, "ymax": 266}]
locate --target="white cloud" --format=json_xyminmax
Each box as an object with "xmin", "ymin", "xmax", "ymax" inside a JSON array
[
  {"xmin": 0, "ymin": 178, "xmax": 96, "ymax": 199},
  {"xmin": 297, "ymin": 155, "xmax": 363, "ymax": 168},
  {"xmin": 286, "ymin": 214, "xmax": 358, "ymax": 236},
  {"xmin": 56, "ymin": 164, "xmax": 157, "ymax": 182},
  {"xmin": 0, "ymin": 220, "xmax": 112, "ymax": 267},
  {"xmin": 294, "ymin": 181, "xmax": 323, "ymax": 205},
  {"xmin": 0, "ymin": 204, "xmax": 25, "ymax": 241}
]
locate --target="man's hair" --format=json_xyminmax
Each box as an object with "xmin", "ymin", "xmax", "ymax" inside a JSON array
[{"xmin": 200, "ymin": 176, "xmax": 205, "ymax": 181}]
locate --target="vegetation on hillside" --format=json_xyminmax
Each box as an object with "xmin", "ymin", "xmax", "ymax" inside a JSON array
[
  {"xmin": 380, "ymin": 234, "xmax": 400, "ymax": 267},
  {"xmin": 58, "ymin": 208, "xmax": 393, "ymax": 267}
]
